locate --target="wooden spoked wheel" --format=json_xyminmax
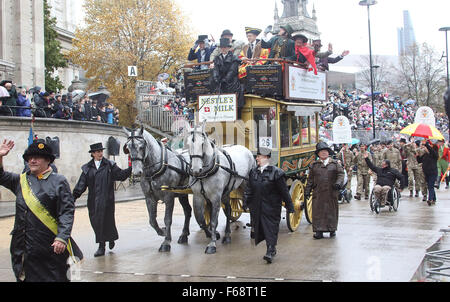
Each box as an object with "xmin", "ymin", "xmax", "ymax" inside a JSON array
[
  {"xmin": 229, "ymin": 198, "xmax": 244, "ymax": 222},
  {"xmin": 304, "ymin": 190, "xmax": 313, "ymax": 224},
  {"xmin": 287, "ymin": 180, "xmax": 305, "ymax": 232}
]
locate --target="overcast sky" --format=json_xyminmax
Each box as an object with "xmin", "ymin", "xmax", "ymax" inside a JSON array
[{"xmin": 175, "ymin": 0, "xmax": 450, "ymax": 57}]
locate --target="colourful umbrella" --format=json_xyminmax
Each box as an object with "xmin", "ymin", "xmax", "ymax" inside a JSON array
[{"xmin": 400, "ymin": 123, "xmax": 445, "ymax": 141}]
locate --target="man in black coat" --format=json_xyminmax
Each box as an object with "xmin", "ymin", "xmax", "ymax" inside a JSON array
[
  {"xmin": 211, "ymin": 38, "xmax": 244, "ymax": 118},
  {"xmin": 73, "ymin": 143, "xmax": 132, "ymax": 257},
  {"xmin": 0, "ymin": 139, "xmax": 83, "ymax": 282},
  {"xmin": 364, "ymin": 153, "xmax": 404, "ymax": 206},
  {"xmin": 243, "ymin": 148, "xmax": 295, "ymax": 264}
]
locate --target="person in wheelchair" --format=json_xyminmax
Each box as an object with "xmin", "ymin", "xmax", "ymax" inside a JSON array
[{"xmin": 364, "ymin": 152, "xmax": 404, "ymax": 206}]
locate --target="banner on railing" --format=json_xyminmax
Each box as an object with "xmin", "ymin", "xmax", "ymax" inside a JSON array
[{"xmin": 198, "ymin": 94, "xmax": 237, "ymax": 122}]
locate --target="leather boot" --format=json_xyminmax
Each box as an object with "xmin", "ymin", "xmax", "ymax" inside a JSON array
[
  {"xmin": 263, "ymin": 245, "xmax": 276, "ymax": 264},
  {"xmin": 313, "ymin": 232, "xmax": 324, "ymax": 239},
  {"xmin": 109, "ymin": 241, "xmax": 115, "ymax": 250},
  {"xmin": 330, "ymin": 231, "xmax": 336, "ymax": 238},
  {"xmin": 415, "ymin": 190, "xmax": 419, "ymax": 197},
  {"xmin": 354, "ymin": 194, "xmax": 361, "ymax": 200},
  {"xmin": 94, "ymin": 242, "xmax": 106, "ymax": 257},
  {"xmin": 410, "ymin": 190, "xmax": 413, "ymax": 197}
]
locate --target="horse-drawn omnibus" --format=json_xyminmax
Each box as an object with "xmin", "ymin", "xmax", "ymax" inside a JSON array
[{"xmin": 183, "ymin": 61, "xmax": 328, "ymax": 232}]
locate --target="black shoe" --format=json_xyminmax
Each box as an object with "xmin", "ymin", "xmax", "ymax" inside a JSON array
[
  {"xmin": 427, "ymin": 200, "xmax": 432, "ymax": 206},
  {"xmin": 263, "ymin": 246, "xmax": 276, "ymax": 264},
  {"xmin": 109, "ymin": 241, "xmax": 115, "ymax": 250},
  {"xmin": 263, "ymin": 253, "xmax": 273, "ymax": 264},
  {"xmin": 330, "ymin": 231, "xmax": 336, "ymax": 238},
  {"xmin": 313, "ymin": 232, "xmax": 324, "ymax": 239},
  {"xmin": 94, "ymin": 244, "xmax": 106, "ymax": 257},
  {"xmin": 422, "ymin": 195, "xmax": 427, "ymax": 202},
  {"xmin": 415, "ymin": 191, "xmax": 419, "ymax": 197},
  {"xmin": 354, "ymin": 195, "xmax": 361, "ymax": 200},
  {"xmin": 410, "ymin": 190, "xmax": 413, "ymax": 197}
]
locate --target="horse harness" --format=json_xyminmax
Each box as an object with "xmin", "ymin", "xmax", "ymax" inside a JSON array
[{"xmin": 126, "ymin": 134, "xmax": 189, "ymax": 192}]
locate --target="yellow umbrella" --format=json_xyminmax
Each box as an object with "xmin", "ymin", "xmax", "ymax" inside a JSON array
[{"xmin": 400, "ymin": 123, "xmax": 445, "ymax": 141}]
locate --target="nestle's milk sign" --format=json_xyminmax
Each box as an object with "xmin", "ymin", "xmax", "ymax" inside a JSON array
[{"xmin": 198, "ymin": 94, "xmax": 237, "ymax": 122}]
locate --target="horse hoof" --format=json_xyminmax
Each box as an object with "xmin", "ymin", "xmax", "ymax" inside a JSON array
[
  {"xmin": 159, "ymin": 244, "xmax": 171, "ymax": 253},
  {"xmin": 178, "ymin": 236, "xmax": 188, "ymax": 244},
  {"xmin": 222, "ymin": 236, "xmax": 231, "ymax": 245},
  {"xmin": 205, "ymin": 246, "xmax": 216, "ymax": 254}
]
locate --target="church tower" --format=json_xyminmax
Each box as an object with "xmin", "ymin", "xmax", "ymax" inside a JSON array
[{"xmin": 273, "ymin": 0, "xmax": 320, "ymax": 41}]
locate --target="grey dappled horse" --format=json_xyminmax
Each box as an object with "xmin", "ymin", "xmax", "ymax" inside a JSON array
[
  {"xmin": 123, "ymin": 127, "xmax": 192, "ymax": 252},
  {"xmin": 184, "ymin": 122, "xmax": 256, "ymax": 254}
]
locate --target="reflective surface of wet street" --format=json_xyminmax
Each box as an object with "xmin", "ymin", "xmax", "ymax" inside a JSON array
[{"xmin": 0, "ymin": 184, "xmax": 449, "ymax": 282}]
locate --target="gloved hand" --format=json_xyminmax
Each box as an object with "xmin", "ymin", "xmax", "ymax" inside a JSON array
[{"xmin": 333, "ymin": 184, "xmax": 341, "ymax": 190}]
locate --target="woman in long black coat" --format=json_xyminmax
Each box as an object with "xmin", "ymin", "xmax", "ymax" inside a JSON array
[{"xmin": 73, "ymin": 143, "xmax": 131, "ymax": 257}]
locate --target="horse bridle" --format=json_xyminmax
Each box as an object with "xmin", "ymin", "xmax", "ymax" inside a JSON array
[
  {"xmin": 125, "ymin": 134, "xmax": 148, "ymax": 163},
  {"xmin": 188, "ymin": 130, "xmax": 218, "ymax": 177}
]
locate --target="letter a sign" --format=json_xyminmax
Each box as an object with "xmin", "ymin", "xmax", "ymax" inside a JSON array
[{"xmin": 128, "ymin": 66, "xmax": 138, "ymax": 77}]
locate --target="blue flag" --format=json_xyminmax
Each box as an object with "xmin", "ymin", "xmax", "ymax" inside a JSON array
[{"xmin": 28, "ymin": 127, "xmax": 34, "ymax": 146}]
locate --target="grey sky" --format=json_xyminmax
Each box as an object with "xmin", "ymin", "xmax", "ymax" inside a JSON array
[{"xmin": 176, "ymin": 0, "xmax": 450, "ymax": 57}]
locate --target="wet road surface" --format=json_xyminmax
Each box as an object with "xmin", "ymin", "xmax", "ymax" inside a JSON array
[{"xmin": 0, "ymin": 182, "xmax": 449, "ymax": 282}]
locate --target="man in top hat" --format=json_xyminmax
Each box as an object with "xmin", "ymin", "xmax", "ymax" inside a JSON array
[
  {"xmin": 211, "ymin": 37, "xmax": 245, "ymax": 118},
  {"xmin": 261, "ymin": 24, "xmax": 295, "ymax": 60},
  {"xmin": 305, "ymin": 142, "xmax": 345, "ymax": 239},
  {"xmin": 210, "ymin": 29, "xmax": 245, "ymax": 65},
  {"xmin": 243, "ymin": 147, "xmax": 294, "ymax": 264},
  {"xmin": 187, "ymin": 35, "xmax": 216, "ymax": 70},
  {"xmin": 0, "ymin": 139, "xmax": 83, "ymax": 281},
  {"xmin": 73, "ymin": 142, "xmax": 132, "ymax": 257}
]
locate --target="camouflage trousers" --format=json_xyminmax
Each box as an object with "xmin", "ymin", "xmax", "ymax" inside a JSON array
[
  {"xmin": 345, "ymin": 167, "xmax": 353, "ymax": 191},
  {"xmin": 417, "ymin": 165, "xmax": 427, "ymax": 195},
  {"xmin": 356, "ymin": 173, "xmax": 371, "ymax": 198},
  {"xmin": 407, "ymin": 165, "xmax": 422, "ymax": 192}
]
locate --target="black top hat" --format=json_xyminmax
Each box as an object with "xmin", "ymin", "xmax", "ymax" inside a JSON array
[
  {"xmin": 23, "ymin": 139, "xmax": 55, "ymax": 163},
  {"xmin": 292, "ymin": 34, "xmax": 308, "ymax": 43},
  {"xmin": 257, "ymin": 147, "xmax": 272, "ymax": 158},
  {"xmin": 219, "ymin": 38, "xmax": 232, "ymax": 48},
  {"xmin": 245, "ymin": 27, "xmax": 262, "ymax": 36},
  {"xmin": 89, "ymin": 143, "xmax": 106, "ymax": 153},
  {"xmin": 196, "ymin": 35, "xmax": 208, "ymax": 43},
  {"xmin": 315, "ymin": 142, "xmax": 334, "ymax": 156},
  {"xmin": 221, "ymin": 29, "xmax": 233, "ymax": 37}
]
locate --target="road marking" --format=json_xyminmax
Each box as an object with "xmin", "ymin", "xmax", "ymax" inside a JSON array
[
  {"xmin": 227, "ymin": 276, "xmax": 236, "ymax": 279},
  {"xmin": 180, "ymin": 275, "xmax": 191, "ymax": 278},
  {"xmin": 274, "ymin": 278, "xmax": 284, "ymax": 281},
  {"xmin": 134, "ymin": 273, "xmax": 145, "ymax": 276},
  {"xmin": 93, "ymin": 271, "xmax": 103, "ymax": 274}
]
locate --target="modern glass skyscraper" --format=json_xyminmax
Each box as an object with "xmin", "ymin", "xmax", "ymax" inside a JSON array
[{"xmin": 398, "ymin": 10, "xmax": 417, "ymax": 55}]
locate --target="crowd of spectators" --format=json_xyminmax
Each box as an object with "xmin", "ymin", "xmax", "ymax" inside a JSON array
[
  {"xmin": 320, "ymin": 89, "xmax": 449, "ymax": 135},
  {"xmin": 0, "ymin": 81, "xmax": 120, "ymax": 125}
]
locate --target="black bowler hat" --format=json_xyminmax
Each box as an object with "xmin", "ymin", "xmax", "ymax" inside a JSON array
[
  {"xmin": 315, "ymin": 142, "xmax": 334, "ymax": 156},
  {"xmin": 293, "ymin": 34, "xmax": 308, "ymax": 43},
  {"xmin": 89, "ymin": 143, "xmax": 106, "ymax": 153},
  {"xmin": 196, "ymin": 35, "xmax": 208, "ymax": 43},
  {"xmin": 221, "ymin": 29, "xmax": 233, "ymax": 37},
  {"xmin": 23, "ymin": 139, "xmax": 55, "ymax": 163},
  {"xmin": 219, "ymin": 38, "xmax": 232, "ymax": 48},
  {"xmin": 257, "ymin": 147, "xmax": 272, "ymax": 158}
]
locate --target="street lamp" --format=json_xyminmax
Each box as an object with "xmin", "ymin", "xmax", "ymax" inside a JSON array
[
  {"xmin": 359, "ymin": 0, "xmax": 377, "ymax": 140},
  {"xmin": 439, "ymin": 27, "xmax": 450, "ymax": 89}
]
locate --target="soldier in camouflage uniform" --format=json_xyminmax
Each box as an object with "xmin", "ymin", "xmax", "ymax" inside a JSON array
[
  {"xmin": 337, "ymin": 144, "xmax": 354, "ymax": 195},
  {"xmin": 383, "ymin": 140, "xmax": 402, "ymax": 172},
  {"xmin": 416, "ymin": 141, "xmax": 428, "ymax": 201},
  {"xmin": 353, "ymin": 144, "xmax": 372, "ymax": 200},
  {"xmin": 371, "ymin": 144, "xmax": 384, "ymax": 184},
  {"xmin": 404, "ymin": 139, "xmax": 421, "ymax": 197}
]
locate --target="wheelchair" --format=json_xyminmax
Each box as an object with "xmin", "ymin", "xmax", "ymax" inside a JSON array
[{"xmin": 369, "ymin": 185, "xmax": 400, "ymax": 214}]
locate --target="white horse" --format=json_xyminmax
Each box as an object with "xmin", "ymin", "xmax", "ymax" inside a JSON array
[
  {"xmin": 124, "ymin": 127, "xmax": 192, "ymax": 252},
  {"xmin": 183, "ymin": 122, "xmax": 256, "ymax": 254}
]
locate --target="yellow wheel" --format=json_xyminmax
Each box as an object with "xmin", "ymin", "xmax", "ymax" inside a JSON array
[
  {"xmin": 304, "ymin": 188, "xmax": 313, "ymax": 224},
  {"xmin": 229, "ymin": 198, "xmax": 244, "ymax": 222},
  {"xmin": 287, "ymin": 180, "xmax": 305, "ymax": 232}
]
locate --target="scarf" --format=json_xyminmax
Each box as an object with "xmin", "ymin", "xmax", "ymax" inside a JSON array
[{"xmin": 295, "ymin": 45, "xmax": 318, "ymax": 75}]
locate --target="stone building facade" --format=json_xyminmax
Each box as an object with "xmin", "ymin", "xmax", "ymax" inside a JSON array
[{"xmin": 0, "ymin": 0, "xmax": 83, "ymax": 92}]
